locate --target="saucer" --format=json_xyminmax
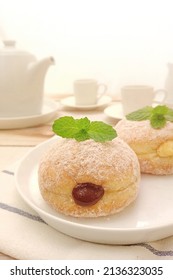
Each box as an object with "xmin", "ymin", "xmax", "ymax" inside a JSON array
[
  {"xmin": 104, "ymin": 102, "xmax": 159, "ymax": 120},
  {"xmin": 104, "ymin": 102, "xmax": 124, "ymax": 120},
  {"xmin": 60, "ymin": 95, "xmax": 112, "ymax": 110},
  {"xmin": 0, "ymin": 99, "xmax": 58, "ymax": 129}
]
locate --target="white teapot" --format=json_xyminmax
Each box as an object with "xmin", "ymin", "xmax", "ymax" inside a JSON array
[{"xmin": 0, "ymin": 40, "xmax": 55, "ymax": 117}]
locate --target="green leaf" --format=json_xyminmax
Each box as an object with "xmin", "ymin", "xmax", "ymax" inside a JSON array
[
  {"xmin": 126, "ymin": 106, "xmax": 153, "ymax": 121},
  {"xmin": 152, "ymin": 105, "xmax": 169, "ymax": 115},
  {"xmin": 88, "ymin": 121, "xmax": 117, "ymax": 142},
  {"xmin": 75, "ymin": 117, "xmax": 91, "ymax": 130},
  {"xmin": 125, "ymin": 105, "xmax": 173, "ymax": 129},
  {"xmin": 74, "ymin": 130, "xmax": 90, "ymax": 142},
  {"xmin": 52, "ymin": 116, "xmax": 79, "ymax": 138},
  {"xmin": 150, "ymin": 114, "xmax": 166, "ymax": 129},
  {"xmin": 165, "ymin": 115, "xmax": 173, "ymax": 122},
  {"xmin": 167, "ymin": 107, "xmax": 173, "ymax": 115},
  {"xmin": 52, "ymin": 116, "xmax": 117, "ymax": 142},
  {"xmin": 165, "ymin": 108, "xmax": 173, "ymax": 122}
]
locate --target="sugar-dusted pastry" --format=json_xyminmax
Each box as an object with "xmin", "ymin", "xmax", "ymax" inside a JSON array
[
  {"xmin": 115, "ymin": 105, "xmax": 173, "ymax": 175},
  {"xmin": 38, "ymin": 116, "xmax": 140, "ymax": 217}
]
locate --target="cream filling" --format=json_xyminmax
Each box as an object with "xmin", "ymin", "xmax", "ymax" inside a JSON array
[
  {"xmin": 133, "ymin": 140, "xmax": 173, "ymax": 159},
  {"xmin": 157, "ymin": 140, "xmax": 173, "ymax": 158}
]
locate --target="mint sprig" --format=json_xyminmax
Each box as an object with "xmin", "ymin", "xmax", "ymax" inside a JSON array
[
  {"xmin": 52, "ymin": 116, "xmax": 117, "ymax": 142},
  {"xmin": 126, "ymin": 105, "xmax": 173, "ymax": 129}
]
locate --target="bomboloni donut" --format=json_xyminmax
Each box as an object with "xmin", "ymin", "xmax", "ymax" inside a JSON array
[
  {"xmin": 115, "ymin": 119, "xmax": 173, "ymax": 175},
  {"xmin": 38, "ymin": 137, "xmax": 140, "ymax": 218}
]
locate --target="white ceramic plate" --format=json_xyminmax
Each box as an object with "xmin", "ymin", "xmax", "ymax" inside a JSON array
[
  {"xmin": 60, "ymin": 96, "xmax": 112, "ymax": 110},
  {"xmin": 104, "ymin": 102, "xmax": 124, "ymax": 120},
  {"xmin": 0, "ymin": 99, "xmax": 58, "ymax": 129},
  {"xmin": 15, "ymin": 137, "xmax": 173, "ymax": 245}
]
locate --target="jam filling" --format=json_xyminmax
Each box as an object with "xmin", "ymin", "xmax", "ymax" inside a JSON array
[{"xmin": 72, "ymin": 182, "xmax": 104, "ymax": 206}]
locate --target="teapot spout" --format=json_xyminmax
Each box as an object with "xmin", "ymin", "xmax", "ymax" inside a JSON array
[
  {"xmin": 28, "ymin": 56, "xmax": 55, "ymax": 85},
  {"xmin": 28, "ymin": 56, "xmax": 55, "ymax": 75}
]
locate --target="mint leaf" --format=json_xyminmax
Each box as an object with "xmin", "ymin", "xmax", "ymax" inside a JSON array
[
  {"xmin": 75, "ymin": 117, "xmax": 91, "ymax": 130},
  {"xmin": 150, "ymin": 114, "xmax": 166, "ymax": 129},
  {"xmin": 152, "ymin": 105, "xmax": 169, "ymax": 115},
  {"xmin": 52, "ymin": 116, "xmax": 79, "ymax": 138},
  {"xmin": 165, "ymin": 108, "xmax": 173, "ymax": 122},
  {"xmin": 88, "ymin": 121, "xmax": 117, "ymax": 142},
  {"xmin": 126, "ymin": 106, "xmax": 153, "ymax": 121},
  {"xmin": 126, "ymin": 105, "xmax": 173, "ymax": 129},
  {"xmin": 52, "ymin": 116, "xmax": 117, "ymax": 142},
  {"xmin": 165, "ymin": 115, "xmax": 173, "ymax": 122},
  {"xmin": 73, "ymin": 130, "xmax": 90, "ymax": 141}
]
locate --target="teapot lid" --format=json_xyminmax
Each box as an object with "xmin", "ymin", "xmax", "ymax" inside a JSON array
[{"xmin": 0, "ymin": 40, "xmax": 35, "ymax": 57}]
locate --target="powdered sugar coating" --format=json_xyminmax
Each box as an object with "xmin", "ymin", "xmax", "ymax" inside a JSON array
[
  {"xmin": 115, "ymin": 119, "xmax": 173, "ymax": 175},
  {"xmin": 116, "ymin": 119, "xmax": 173, "ymax": 145},
  {"xmin": 39, "ymin": 137, "xmax": 139, "ymax": 188},
  {"xmin": 38, "ymin": 137, "xmax": 140, "ymax": 217}
]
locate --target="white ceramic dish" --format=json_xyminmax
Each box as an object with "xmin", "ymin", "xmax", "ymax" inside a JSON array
[
  {"xmin": 0, "ymin": 99, "xmax": 58, "ymax": 129},
  {"xmin": 60, "ymin": 95, "xmax": 112, "ymax": 110},
  {"xmin": 104, "ymin": 102, "xmax": 124, "ymax": 120},
  {"xmin": 15, "ymin": 137, "xmax": 173, "ymax": 245}
]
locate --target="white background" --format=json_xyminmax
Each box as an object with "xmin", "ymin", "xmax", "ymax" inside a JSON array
[{"xmin": 0, "ymin": 0, "xmax": 173, "ymax": 96}]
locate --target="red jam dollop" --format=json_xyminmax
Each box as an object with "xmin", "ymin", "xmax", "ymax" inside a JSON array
[{"xmin": 72, "ymin": 182, "xmax": 104, "ymax": 206}]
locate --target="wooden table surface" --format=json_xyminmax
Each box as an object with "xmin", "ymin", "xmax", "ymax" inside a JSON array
[{"xmin": 0, "ymin": 95, "xmax": 119, "ymax": 260}]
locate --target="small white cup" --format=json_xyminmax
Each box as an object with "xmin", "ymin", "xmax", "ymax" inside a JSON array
[
  {"xmin": 73, "ymin": 79, "xmax": 107, "ymax": 106},
  {"xmin": 121, "ymin": 85, "xmax": 167, "ymax": 115}
]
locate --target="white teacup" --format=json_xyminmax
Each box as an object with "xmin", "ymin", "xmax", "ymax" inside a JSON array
[
  {"xmin": 121, "ymin": 85, "xmax": 167, "ymax": 115},
  {"xmin": 73, "ymin": 79, "xmax": 107, "ymax": 106}
]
